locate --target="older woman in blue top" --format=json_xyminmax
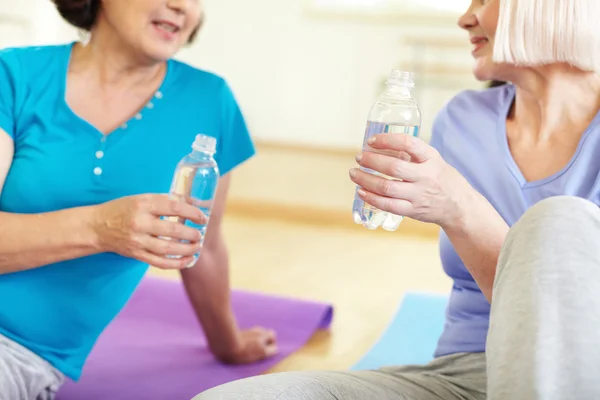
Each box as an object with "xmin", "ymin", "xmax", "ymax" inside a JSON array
[
  {"xmin": 0, "ymin": 0, "xmax": 277, "ymax": 398},
  {"xmin": 200, "ymin": 0, "xmax": 600, "ymax": 399}
]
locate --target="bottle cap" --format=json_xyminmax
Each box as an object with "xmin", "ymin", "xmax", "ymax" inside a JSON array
[
  {"xmin": 387, "ymin": 70, "xmax": 415, "ymax": 89},
  {"xmin": 192, "ymin": 134, "xmax": 217, "ymax": 154}
]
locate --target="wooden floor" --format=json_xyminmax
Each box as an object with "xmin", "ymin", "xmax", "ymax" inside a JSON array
[{"xmin": 150, "ymin": 214, "xmax": 451, "ymax": 372}]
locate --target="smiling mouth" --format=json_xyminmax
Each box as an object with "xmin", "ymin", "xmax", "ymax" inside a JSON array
[
  {"xmin": 471, "ymin": 36, "xmax": 488, "ymax": 46},
  {"xmin": 153, "ymin": 21, "xmax": 180, "ymax": 34},
  {"xmin": 470, "ymin": 37, "xmax": 488, "ymax": 53}
]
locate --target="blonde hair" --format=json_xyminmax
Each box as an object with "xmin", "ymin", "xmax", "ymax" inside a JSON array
[{"xmin": 493, "ymin": 0, "xmax": 600, "ymax": 72}]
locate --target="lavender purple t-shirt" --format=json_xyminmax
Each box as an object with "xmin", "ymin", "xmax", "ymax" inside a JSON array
[{"xmin": 431, "ymin": 83, "xmax": 600, "ymax": 357}]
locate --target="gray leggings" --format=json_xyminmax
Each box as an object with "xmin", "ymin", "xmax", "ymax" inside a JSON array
[
  {"xmin": 196, "ymin": 196, "xmax": 600, "ymax": 400},
  {"xmin": 0, "ymin": 334, "xmax": 64, "ymax": 400}
]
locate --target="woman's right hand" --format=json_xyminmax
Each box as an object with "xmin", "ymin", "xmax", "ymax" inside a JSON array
[{"xmin": 91, "ymin": 194, "xmax": 207, "ymax": 269}]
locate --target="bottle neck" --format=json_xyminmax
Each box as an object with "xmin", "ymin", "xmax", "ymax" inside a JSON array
[
  {"xmin": 190, "ymin": 148, "xmax": 215, "ymax": 160},
  {"xmin": 385, "ymin": 83, "xmax": 413, "ymax": 98}
]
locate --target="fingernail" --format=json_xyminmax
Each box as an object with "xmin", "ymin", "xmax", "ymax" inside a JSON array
[
  {"xmin": 349, "ymin": 168, "xmax": 357, "ymax": 178},
  {"xmin": 357, "ymin": 189, "xmax": 366, "ymax": 197},
  {"xmin": 355, "ymin": 153, "xmax": 363, "ymax": 163},
  {"xmin": 184, "ymin": 258, "xmax": 196, "ymax": 268},
  {"xmin": 367, "ymin": 137, "xmax": 375, "ymax": 145}
]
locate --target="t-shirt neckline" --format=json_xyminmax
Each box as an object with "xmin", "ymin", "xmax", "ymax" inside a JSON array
[
  {"xmin": 495, "ymin": 84, "xmax": 600, "ymax": 189},
  {"xmin": 58, "ymin": 41, "xmax": 173, "ymax": 141}
]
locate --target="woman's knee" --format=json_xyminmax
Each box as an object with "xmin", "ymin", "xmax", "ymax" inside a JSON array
[
  {"xmin": 194, "ymin": 369, "xmax": 403, "ymax": 400},
  {"xmin": 516, "ymin": 196, "xmax": 600, "ymax": 231},
  {"xmin": 504, "ymin": 196, "xmax": 600, "ymax": 248},
  {"xmin": 496, "ymin": 196, "xmax": 600, "ymax": 287},
  {"xmin": 194, "ymin": 371, "xmax": 341, "ymax": 400}
]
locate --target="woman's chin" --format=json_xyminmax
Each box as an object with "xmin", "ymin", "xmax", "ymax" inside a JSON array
[
  {"xmin": 140, "ymin": 41, "xmax": 182, "ymax": 63},
  {"xmin": 472, "ymin": 60, "xmax": 498, "ymax": 83}
]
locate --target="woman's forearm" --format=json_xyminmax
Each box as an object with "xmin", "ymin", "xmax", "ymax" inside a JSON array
[
  {"xmin": 180, "ymin": 234, "xmax": 241, "ymax": 361},
  {"xmin": 0, "ymin": 207, "xmax": 100, "ymax": 274},
  {"xmin": 443, "ymin": 189, "xmax": 510, "ymax": 302}
]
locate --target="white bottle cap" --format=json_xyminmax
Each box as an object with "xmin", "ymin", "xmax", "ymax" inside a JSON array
[
  {"xmin": 192, "ymin": 134, "xmax": 217, "ymax": 154},
  {"xmin": 388, "ymin": 70, "xmax": 415, "ymax": 89}
]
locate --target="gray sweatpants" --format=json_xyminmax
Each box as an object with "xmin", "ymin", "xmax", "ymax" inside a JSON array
[
  {"xmin": 0, "ymin": 335, "xmax": 64, "ymax": 400},
  {"xmin": 196, "ymin": 196, "xmax": 600, "ymax": 400}
]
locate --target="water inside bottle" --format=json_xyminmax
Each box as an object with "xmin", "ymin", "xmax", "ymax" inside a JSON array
[
  {"xmin": 162, "ymin": 163, "xmax": 217, "ymax": 266},
  {"xmin": 160, "ymin": 200, "xmax": 211, "ymax": 267},
  {"xmin": 161, "ymin": 198, "xmax": 212, "ymax": 245},
  {"xmin": 352, "ymin": 121, "xmax": 419, "ymax": 231}
]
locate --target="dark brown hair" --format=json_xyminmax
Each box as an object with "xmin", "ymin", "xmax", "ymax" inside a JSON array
[
  {"xmin": 487, "ymin": 80, "xmax": 507, "ymax": 88},
  {"xmin": 52, "ymin": 0, "xmax": 201, "ymax": 43}
]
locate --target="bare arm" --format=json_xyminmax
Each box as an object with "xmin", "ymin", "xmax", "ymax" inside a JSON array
[
  {"xmin": 0, "ymin": 130, "xmax": 100, "ymax": 274},
  {"xmin": 442, "ymin": 187, "xmax": 510, "ymax": 302},
  {"xmin": 179, "ymin": 174, "xmax": 242, "ymax": 361}
]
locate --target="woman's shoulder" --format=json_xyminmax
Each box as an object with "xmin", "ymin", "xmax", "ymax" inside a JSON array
[
  {"xmin": 430, "ymin": 84, "xmax": 514, "ymax": 156},
  {"xmin": 0, "ymin": 43, "xmax": 69, "ymax": 81},
  {"xmin": 0, "ymin": 43, "xmax": 67, "ymax": 63},
  {"xmin": 433, "ymin": 83, "xmax": 514, "ymax": 135},
  {"xmin": 444, "ymin": 83, "xmax": 514, "ymax": 118}
]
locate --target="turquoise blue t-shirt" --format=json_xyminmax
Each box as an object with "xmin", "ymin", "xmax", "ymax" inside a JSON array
[
  {"xmin": 0, "ymin": 43, "xmax": 255, "ymax": 380},
  {"xmin": 430, "ymin": 84, "xmax": 600, "ymax": 357}
]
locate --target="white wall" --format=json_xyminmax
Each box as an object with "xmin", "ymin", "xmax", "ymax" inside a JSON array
[
  {"xmin": 0, "ymin": 0, "xmax": 78, "ymax": 47},
  {"xmin": 177, "ymin": 0, "xmax": 482, "ymax": 149}
]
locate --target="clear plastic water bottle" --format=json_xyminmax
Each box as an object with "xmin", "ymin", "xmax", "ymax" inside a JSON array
[
  {"xmin": 352, "ymin": 70, "xmax": 421, "ymax": 231},
  {"xmin": 164, "ymin": 134, "xmax": 220, "ymax": 267}
]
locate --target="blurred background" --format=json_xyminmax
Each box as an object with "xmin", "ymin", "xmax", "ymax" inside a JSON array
[{"xmin": 0, "ymin": 0, "xmax": 487, "ymax": 369}]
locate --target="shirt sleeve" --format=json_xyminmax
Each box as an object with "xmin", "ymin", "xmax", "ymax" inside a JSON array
[
  {"xmin": 214, "ymin": 80, "xmax": 256, "ymax": 176},
  {"xmin": 428, "ymin": 104, "xmax": 447, "ymax": 158},
  {"xmin": 0, "ymin": 49, "xmax": 19, "ymax": 140}
]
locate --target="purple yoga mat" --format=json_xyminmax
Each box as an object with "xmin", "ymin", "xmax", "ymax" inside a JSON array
[{"xmin": 57, "ymin": 277, "xmax": 333, "ymax": 400}]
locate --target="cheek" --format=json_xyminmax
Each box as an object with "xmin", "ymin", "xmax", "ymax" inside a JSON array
[
  {"xmin": 187, "ymin": 10, "xmax": 202, "ymax": 32},
  {"xmin": 478, "ymin": 16, "xmax": 495, "ymax": 39},
  {"xmin": 477, "ymin": 1, "xmax": 500, "ymax": 39},
  {"xmin": 105, "ymin": 6, "xmax": 145, "ymax": 37},
  {"xmin": 182, "ymin": 14, "xmax": 202, "ymax": 42}
]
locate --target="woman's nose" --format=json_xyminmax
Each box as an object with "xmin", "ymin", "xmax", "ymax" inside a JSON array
[{"xmin": 458, "ymin": 4, "xmax": 478, "ymax": 30}]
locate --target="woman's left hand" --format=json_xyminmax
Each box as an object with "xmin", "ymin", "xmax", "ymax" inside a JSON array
[{"xmin": 349, "ymin": 133, "xmax": 473, "ymax": 230}]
